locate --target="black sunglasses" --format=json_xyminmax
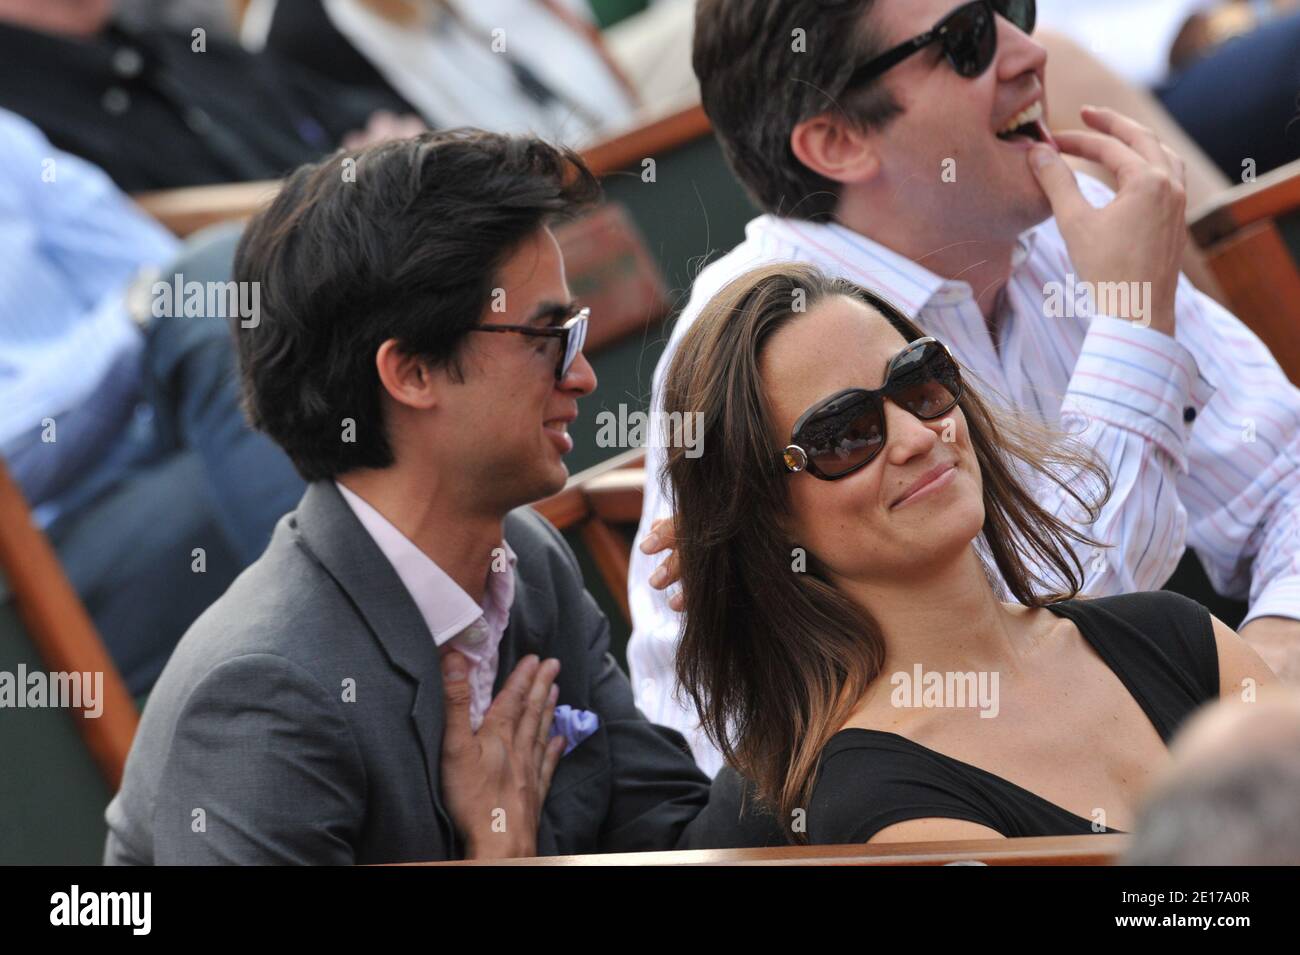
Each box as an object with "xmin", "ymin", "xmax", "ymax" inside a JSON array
[
  {"xmin": 845, "ymin": 0, "xmax": 1035, "ymax": 88},
  {"xmin": 781, "ymin": 337, "xmax": 963, "ymax": 481},
  {"xmin": 467, "ymin": 304, "xmax": 590, "ymax": 381}
]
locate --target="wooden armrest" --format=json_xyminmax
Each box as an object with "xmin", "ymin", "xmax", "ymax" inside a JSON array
[
  {"xmin": 133, "ymin": 179, "xmax": 281, "ymax": 238},
  {"xmin": 1190, "ymin": 156, "xmax": 1300, "ymax": 248},
  {"xmin": 581, "ymin": 104, "xmax": 711, "ymax": 177},
  {"xmin": 532, "ymin": 449, "xmax": 645, "ymax": 531},
  {"xmin": 0, "ymin": 461, "xmax": 139, "ymax": 788},
  {"xmin": 584, "ymin": 468, "xmax": 645, "ymax": 524},
  {"xmin": 131, "ymin": 105, "xmax": 712, "ymax": 238}
]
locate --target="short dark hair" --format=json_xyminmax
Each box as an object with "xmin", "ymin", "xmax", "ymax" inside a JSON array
[
  {"xmin": 232, "ymin": 129, "xmax": 600, "ymax": 481},
  {"xmin": 693, "ymin": 0, "xmax": 902, "ymax": 220}
]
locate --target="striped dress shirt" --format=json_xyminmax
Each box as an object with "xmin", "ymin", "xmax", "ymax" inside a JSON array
[
  {"xmin": 0, "ymin": 107, "xmax": 178, "ymax": 450},
  {"xmin": 627, "ymin": 172, "xmax": 1300, "ymax": 777}
]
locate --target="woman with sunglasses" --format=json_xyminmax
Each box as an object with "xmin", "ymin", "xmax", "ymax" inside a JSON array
[{"xmin": 659, "ymin": 262, "xmax": 1279, "ymax": 844}]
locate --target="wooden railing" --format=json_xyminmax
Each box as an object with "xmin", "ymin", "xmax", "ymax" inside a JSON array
[
  {"xmin": 133, "ymin": 104, "xmax": 713, "ymax": 238},
  {"xmin": 400, "ymin": 834, "xmax": 1128, "ymax": 866},
  {"xmin": 533, "ymin": 449, "xmax": 645, "ymax": 625},
  {"xmin": 0, "ymin": 461, "xmax": 139, "ymax": 788}
]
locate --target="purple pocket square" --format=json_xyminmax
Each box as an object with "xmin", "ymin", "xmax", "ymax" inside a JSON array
[{"xmin": 549, "ymin": 705, "xmax": 600, "ymax": 755}]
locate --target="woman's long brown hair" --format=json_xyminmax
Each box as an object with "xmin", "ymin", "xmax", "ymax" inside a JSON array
[{"xmin": 661, "ymin": 262, "xmax": 1113, "ymax": 842}]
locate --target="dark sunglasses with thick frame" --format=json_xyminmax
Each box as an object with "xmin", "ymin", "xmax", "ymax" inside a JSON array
[
  {"xmin": 466, "ymin": 303, "xmax": 590, "ymax": 381},
  {"xmin": 844, "ymin": 0, "xmax": 1035, "ymax": 88},
  {"xmin": 781, "ymin": 337, "xmax": 964, "ymax": 481}
]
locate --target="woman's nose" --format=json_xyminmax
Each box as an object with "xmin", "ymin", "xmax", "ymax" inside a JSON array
[{"xmin": 883, "ymin": 399, "xmax": 942, "ymax": 463}]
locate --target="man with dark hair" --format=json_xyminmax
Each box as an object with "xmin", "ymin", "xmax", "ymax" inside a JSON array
[
  {"xmin": 104, "ymin": 129, "xmax": 759, "ymax": 864},
  {"xmin": 631, "ymin": 0, "xmax": 1300, "ymax": 778}
]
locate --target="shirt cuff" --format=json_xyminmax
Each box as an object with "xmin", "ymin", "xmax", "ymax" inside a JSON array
[
  {"xmin": 1241, "ymin": 577, "xmax": 1300, "ymax": 629},
  {"xmin": 1062, "ymin": 317, "xmax": 1216, "ymax": 472}
]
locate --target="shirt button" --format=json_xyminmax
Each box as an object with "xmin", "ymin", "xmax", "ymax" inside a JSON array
[
  {"xmin": 1184, "ymin": 407, "xmax": 1197, "ymax": 424},
  {"xmin": 461, "ymin": 621, "xmax": 488, "ymax": 645},
  {"xmin": 184, "ymin": 107, "xmax": 212, "ymax": 134},
  {"xmin": 102, "ymin": 87, "xmax": 131, "ymax": 115},
  {"xmin": 111, "ymin": 47, "xmax": 144, "ymax": 78}
]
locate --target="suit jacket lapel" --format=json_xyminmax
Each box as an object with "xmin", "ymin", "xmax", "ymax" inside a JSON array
[
  {"xmin": 493, "ymin": 575, "xmax": 544, "ymax": 696},
  {"xmin": 293, "ymin": 481, "xmax": 457, "ymax": 852}
]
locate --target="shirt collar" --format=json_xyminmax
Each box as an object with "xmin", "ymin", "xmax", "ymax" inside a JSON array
[
  {"xmin": 334, "ymin": 481, "xmax": 517, "ymax": 646},
  {"xmin": 751, "ymin": 214, "xmax": 1043, "ymax": 315}
]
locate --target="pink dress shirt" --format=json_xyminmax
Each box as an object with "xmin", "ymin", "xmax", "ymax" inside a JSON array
[{"xmin": 336, "ymin": 482, "xmax": 517, "ymax": 730}]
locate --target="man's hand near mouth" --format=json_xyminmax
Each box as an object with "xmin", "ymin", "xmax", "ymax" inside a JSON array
[{"xmin": 1027, "ymin": 105, "xmax": 1188, "ymax": 338}]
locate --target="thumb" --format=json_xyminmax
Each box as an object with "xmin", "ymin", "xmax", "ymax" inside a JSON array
[
  {"xmin": 441, "ymin": 650, "xmax": 473, "ymax": 747},
  {"xmin": 1028, "ymin": 145, "xmax": 1089, "ymax": 222}
]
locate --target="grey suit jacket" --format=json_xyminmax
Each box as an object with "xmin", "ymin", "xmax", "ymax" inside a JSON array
[{"xmin": 104, "ymin": 481, "xmax": 781, "ymax": 864}]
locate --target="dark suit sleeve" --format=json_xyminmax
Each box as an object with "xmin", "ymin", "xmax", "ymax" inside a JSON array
[
  {"xmin": 574, "ymin": 584, "xmax": 715, "ymax": 851},
  {"xmin": 151, "ymin": 652, "xmax": 366, "ymax": 864},
  {"xmin": 676, "ymin": 764, "xmax": 791, "ymax": 849},
  {"xmin": 521, "ymin": 511, "xmax": 706, "ymax": 851},
  {"xmin": 526, "ymin": 510, "xmax": 791, "ymax": 852}
]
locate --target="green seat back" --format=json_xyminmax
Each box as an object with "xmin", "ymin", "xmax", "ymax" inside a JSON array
[{"xmin": 0, "ymin": 569, "xmax": 111, "ymax": 864}]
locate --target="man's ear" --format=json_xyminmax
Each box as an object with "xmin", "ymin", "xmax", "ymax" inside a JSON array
[
  {"xmin": 375, "ymin": 338, "xmax": 440, "ymax": 411},
  {"xmin": 790, "ymin": 113, "xmax": 881, "ymax": 188}
]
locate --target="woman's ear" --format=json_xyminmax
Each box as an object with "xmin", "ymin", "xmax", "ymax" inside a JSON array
[
  {"xmin": 375, "ymin": 338, "xmax": 439, "ymax": 411},
  {"xmin": 790, "ymin": 113, "xmax": 882, "ymax": 187}
]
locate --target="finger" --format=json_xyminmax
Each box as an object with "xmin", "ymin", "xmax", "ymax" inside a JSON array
[
  {"xmin": 482, "ymin": 653, "xmax": 540, "ymax": 730},
  {"xmin": 514, "ymin": 657, "xmax": 560, "ymax": 755},
  {"xmin": 534, "ymin": 682, "xmax": 559, "ymax": 767},
  {"xmin": 1161, "ymin": 144, "xmax": 1187, "ymax": 189},
  {"xmin": 649, "ymin": 549, "xmax": 680, "ymax": 590},
  {"xmin": 1051, "ymin": 129, "xmax": 1149, "ymax": 184},
  {"xmin": 440, "ymin": 651, "xmax": 474, "ymax": 752},
  {"xmin": 668, "ymin": 588, "xmax": 685, "ymax": 613},
  {"xmin": 639, "ymin": 516, "xmax": 676, "ymax": 554},
  {"xmin": 1080, "ymin": 105, "xmax": 1170, "ymax": 171},
  {"xmin": 538, "ymin": 735, "xmax": 566, "ymax": 797},
  {"xmin": 1027, "ymin": 144, "xmax": 1093, "ymax": 223}
]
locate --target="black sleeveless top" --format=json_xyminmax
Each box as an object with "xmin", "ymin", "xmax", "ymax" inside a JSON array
[{"xmin": 807, "ymin": 591, "xmax": 1219, "ymax": 844}]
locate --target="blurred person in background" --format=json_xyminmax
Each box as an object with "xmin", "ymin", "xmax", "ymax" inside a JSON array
[
  {"xmin": 1038, "ymin": 0, "xmax": 1300, "ymax": 178},
  {"xmin": 0, "ymin": 108, "xmax": 305, "ymax": 695},
  {"xmin": 0, "ymin": 0, "xmax": 422, "ymax": 191},
  {"xmin": 1125, "ymin": 692, "xmax": 1300, "ymax": 864},
  {"xmin": 245, "ymin": 0, "xmax": 643, "ymax": 147},
  {"xmin": 115, "ymin": 0, "xmax": 237, "ymax": 39}
]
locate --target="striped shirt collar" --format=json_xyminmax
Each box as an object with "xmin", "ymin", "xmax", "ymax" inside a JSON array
[
  {"xmin": 751, "ymin": 213, "xmax": 1043, "ymax": 317},
  {"xmin": 335, "ymin": 481, "xmax": 517, "ymax": 647}
]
